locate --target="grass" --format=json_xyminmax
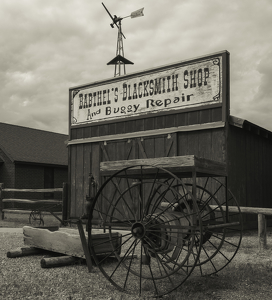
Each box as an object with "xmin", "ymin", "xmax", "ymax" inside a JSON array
[{"xmin": 1, "ymin": 218, "xmax": 272, "ymax": 299}]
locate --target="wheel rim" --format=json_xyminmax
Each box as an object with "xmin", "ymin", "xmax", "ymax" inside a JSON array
[
  {"xmin": 88, "ymin": 165, "xmax": 203, "ymax": 297},
  {"xmin": 29, "ymin": 210, "xmax": 44, "ymax": 226},
  {"xmin": 174, "ymin": 177, "xmax": 243, "ymax": 276}
]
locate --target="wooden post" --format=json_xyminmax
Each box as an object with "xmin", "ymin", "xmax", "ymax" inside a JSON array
[
  {"xmin": 258, "ymin": 213, "xmax": 267, "ymax": 250},
  {"xmin": 77, "ymin": 219, "xmax": 93, "ymax": 272},
  {"xmin": 0, "ymin": 183, "xmax": 4, "ymax": 220},
  {"xmin": 62, "ymin": 182, "xmax": 68, "ymax": 223}
]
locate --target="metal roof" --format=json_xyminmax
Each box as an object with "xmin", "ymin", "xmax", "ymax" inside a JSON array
[
  {"xmin": 0, "ymin": 122, "xmax": 68, "ymax": 166},
  {"xmin": 229, "ymin": 115, "xmax": 272, "ymax": 140}
]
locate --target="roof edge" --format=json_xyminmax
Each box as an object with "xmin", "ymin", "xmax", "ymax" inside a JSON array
[
  {"xmin": 229, "ymin": 115, "xmax": 272, "ymax": 140},
  {"xmin": 14, "ymin": 161, "xmax": 68, "ymax": 168}
]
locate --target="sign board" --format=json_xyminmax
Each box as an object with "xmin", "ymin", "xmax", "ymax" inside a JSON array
[{"xmin": 70, "ymin": 51, "xmax": 228, "ymax": 126}]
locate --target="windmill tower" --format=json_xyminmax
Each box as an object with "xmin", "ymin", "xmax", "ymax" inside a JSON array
[{"xmin": 102, "ymin": 3, "xmax": 144, "ymax": 77}]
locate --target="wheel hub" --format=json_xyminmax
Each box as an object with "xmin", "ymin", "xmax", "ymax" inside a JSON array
[{"xmin": 131, "ymin": 222, "xmax": 146, "ymax": 239}]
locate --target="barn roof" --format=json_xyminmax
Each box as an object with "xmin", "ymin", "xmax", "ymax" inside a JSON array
[
  {"xmin": 0, "ymin": 122, "xmax": 68, "ymax": 166},
  {"xmin": 229, "ymin": 115, "xmax": 272, "ymax": 140}
]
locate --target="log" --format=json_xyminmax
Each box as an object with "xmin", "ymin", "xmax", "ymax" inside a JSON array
[
  {"xmin": 7, "ymin": 247, "xmax": 44, "ymax": 258},
  {"xmin": 41, "ymin": 256, "xmax": 79, "ymax": 268}
]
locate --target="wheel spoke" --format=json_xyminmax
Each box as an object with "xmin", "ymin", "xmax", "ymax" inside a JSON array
[
  {"xmin": 109, "ymin": 238, "xmax": 138, "ymax": 280},
  {"xmin": 123, "ymin": 238, "xmax": 140, "ymax": 290}
]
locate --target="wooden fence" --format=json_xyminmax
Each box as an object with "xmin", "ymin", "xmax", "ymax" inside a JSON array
[
  {"xmin": 0, "ymin": 183, "xmax": 68, "ymax": 224},
  {"xmin": 210, "ymin": 205, "xmax": 272, "ymax": 250}
]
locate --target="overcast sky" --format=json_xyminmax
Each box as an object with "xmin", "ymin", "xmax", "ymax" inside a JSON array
[{"xmin": 1, "ymin": 0, "xmax": 272, "ymax": 134}]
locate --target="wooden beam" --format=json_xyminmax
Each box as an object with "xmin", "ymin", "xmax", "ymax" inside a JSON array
[
  {"xmin": 77, "ymin": 220, "xmax": 93, "ymax": 272},
  {"xmin": 23, "ymin": 226, "xmax": 122, "ymax": 258},
  {"xmin": 2, "ymin": 199, "xmax": 62, "ymax": 204},
  {"xmin": 100, "ymin": 155, "xmax": 227, "ymax": 177},
  {"xmin": 209, "ymin": 205, "xmax": 272, "ymax": 216},
  {"xmin": 67, "ymin": 122, "xmax": 225, "ymax": 145},
  {"xmin": 3, "ymin": 188, "xmax": 63, "ymax": 193}
]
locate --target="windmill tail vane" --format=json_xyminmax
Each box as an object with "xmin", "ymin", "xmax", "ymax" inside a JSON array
[{"xmin": 130, "ymin": 8, "xmax": 144, "ymax": 18}]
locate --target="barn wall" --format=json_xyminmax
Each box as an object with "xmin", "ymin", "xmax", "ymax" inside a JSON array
[
  {"xmin": 0, "ymin": 148, "xmax": 15, "ymax": 188},
  {"xmin": 68, "ymin": 109, "xmax": 227, "ymax": 218},
  {"xmin": 227, "ymin": 124, "xmax": 272, "ymax": 226}
]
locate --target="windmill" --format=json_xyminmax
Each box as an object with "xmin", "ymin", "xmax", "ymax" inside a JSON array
[{"xmin": 102, "ymin": 3, "xmax": 144, "ymax": 77}]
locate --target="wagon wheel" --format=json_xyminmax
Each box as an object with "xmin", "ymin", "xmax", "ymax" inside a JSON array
[
  {"xmin": 88, "ymin": 165, "xmax": 203, "ymax": 298},
  {"xmin": 174, "ymin": 177, "xmax": 242, "ymax": 276},
  {"xmin": 29, "ymin": 210, "xmax": 44, "ymax": 226}
]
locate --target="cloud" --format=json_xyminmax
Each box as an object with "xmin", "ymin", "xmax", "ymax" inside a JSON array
[{"xmin": 0, "ymin": 0, "xmax": 272, "ymax": 134}]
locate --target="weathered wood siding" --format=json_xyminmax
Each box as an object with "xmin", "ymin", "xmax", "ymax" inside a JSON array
[
  {"xmin": 68, "ymin": 109, "xmax": 226, "ymax": 218},
  {"xmin": 227, "ymin": 124, "xmax": 272, "ymax": 226},
  {"xmin": 70, "ymin": 107, "xmax": 223, "ymax": 140}
]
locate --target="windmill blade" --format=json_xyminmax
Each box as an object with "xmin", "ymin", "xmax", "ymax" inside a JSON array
[
  {"xmin": 102, "ymin": 3, "xmax": 126, "ymax": 39},
  {"xmin": 102, "ymin": 2, "xmax": 115, "ymax": 23}
]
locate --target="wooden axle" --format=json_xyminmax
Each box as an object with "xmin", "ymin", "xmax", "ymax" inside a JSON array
[
  {"xmin": 41, "ymin": 256, "xmax": 81, "ymax": 268},
  {"xmin": 7, "ymin": 247, "xmax": 44, "ymax": 258}
]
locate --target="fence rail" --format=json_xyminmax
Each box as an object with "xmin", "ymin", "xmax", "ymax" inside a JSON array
[
  {"xmin": 0, "ymin": 183, "xmax": 68, "ymax": 224},
  {"xmin": 210, "ymin": 205, "xmax": 272, "ymax": 250}
]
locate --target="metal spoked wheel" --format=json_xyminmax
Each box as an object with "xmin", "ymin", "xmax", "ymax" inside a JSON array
[
  {"xmin": 174, "ymin": 177, "xmax": 243, "ymax": 276},
  {"xmin": 29, "ymin": 210, "xmax": 44, "ymax": 226},
  {"xmin": 88, "ymin": 165, "xmax": 203, "ymax": 298}
]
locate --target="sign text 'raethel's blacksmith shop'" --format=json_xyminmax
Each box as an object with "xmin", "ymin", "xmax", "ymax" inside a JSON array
[{"xmin": 71, "ymin": 55, "xmax": 222, "ymax": 126}]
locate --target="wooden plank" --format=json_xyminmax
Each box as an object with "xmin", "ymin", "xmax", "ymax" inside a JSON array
[
  {"xmin": 23, "ymin": 226, "xmax": 121, "ymax": 258},
  {"xmin": 144, "ymin": 117, "xmax": 154, "ymax": 131},
  {"xmin": 67, "ymin": 122, "xmax": 225, "ymax": 145},
  {"xmin": 199, "ymin": 109, "xmax": 211, "ymax": 124},
  {"xmin": 177, "ymin": 132, "xmax": 188, "ymax": 156},
  {"xmin": 198, "ymin": 130, "xmax": 212, "ymax": 159},
  {"xmin": 2, "ymin": 199, "xmax": 62, "ymax": 204},
  {"xmin": 100, "ymin": 155, "xmax": 227, "ymax": 177},
  {"xmin": 3, "ymin": 188, "xmax": 63, "ymax": 193},
  {"xmin": 187, "ymin": 131, "xmax": 199, "ymax": 156},
  {"xmin": 143, "ymin": 137, "xmax": 154, "ymax": 158},
  {"xmin": 69, "ymin": 145, "xmax": 77, "ymax": 218},
  {"xmin": 62, "ymin": 182, "xmax": 68, "ymax": 222},
  {"xmin": 176, "ymin": 111, "xmax": 188, "ymax": 127},
  {"xmin": 209, "ymin": 205, "xmax": 272, "ymax": 216},
  {"xmin": 188, "ymin": 111, "xmax": 199, "ymax": 125},
  {"xmin": 91, "ymin": 142, "xmax": 101, "ymax": 194},
  {"xmin": 137, "ymin": 138, "xmax": 148, "ymax": 159},
  {"xmin": 155, "ymin": 135, "xmax": 165, "ymax": 158},
  {"xmin": 2, "ymin": 209, "xmax": 62, "ymax": 215},
  {"xmin": 75, "ymin": 144, "xmax": 84, "ymax": 217},
  {"xmin": 82, "ymin": 143, "xmax": 92, "ymax": 216},
  {"xmin": 211, "ymin": 128, "xmax": 226, "ymax": 162},
  {"xmin": 211, "ymin": 107, "xmax": 223, "ymax": 122}
]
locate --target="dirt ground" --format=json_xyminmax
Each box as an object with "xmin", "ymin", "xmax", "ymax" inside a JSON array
[{"xmin": 1, "ymin": 217, "xmax": 272, "ymax": 299}]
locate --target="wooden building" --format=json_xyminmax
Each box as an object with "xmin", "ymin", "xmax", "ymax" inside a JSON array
[
  {"xmin": 0, "ymin": 122, "xmax": 68, "ymax": 207},
  {"xmin": 67, "ymin": 50, "xmax": 272, "ymax": 227}
]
